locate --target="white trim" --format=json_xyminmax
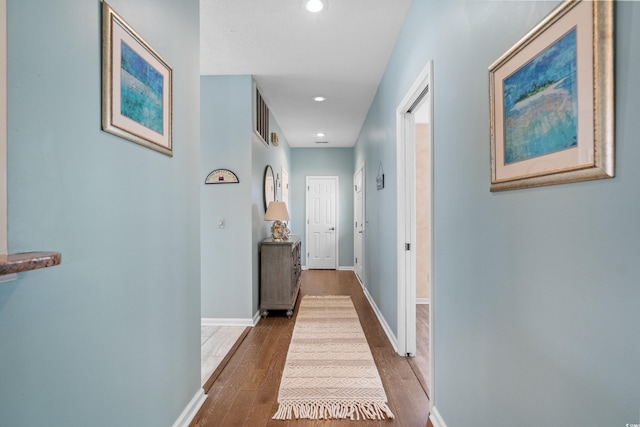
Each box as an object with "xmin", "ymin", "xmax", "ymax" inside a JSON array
[
  {"xmin": 429, "ymin": 405, "xmax": 447, "ymax": 427},
  {"xmin": 359, "ymin": 281, "xmax": 398, "ymax": 353},
  {"xmin": 201, "ymin": 317, "xmax": 256, "ymax": 327},
  {"xmin": 0, "ymin": 0, "xmax": 7, "ymax": 254},
  {"xmin": 252, "ymin": 310, "xmax": 261, "ymax": 326},
  {"xmin": 172, "ymin": 388, "xmax": 207, "ymax": 427},
  {"xmin": 416, "ymin": 298, "xmax": 430, "ymax": 305},
  {"xmin": 353, "ymin": 163, "xmax": 366, "ymax": 286},
  {"xmin": 355, "ymin": 270, "xmax": 364, "ymax": 287},
  {"xmin": 0, "ymin": 273, "xmax": 16, "ymax": 283},
  {"xmin": 397, "ymin": 60, "xmax": 434, "ymax": 355},
  {"xmin": 337, "ymin": 266, "xmax": 354, "ymax": 271},
  {"xmin": 396, "ymin": 59, "xmax": 436, "ymax": 399}
]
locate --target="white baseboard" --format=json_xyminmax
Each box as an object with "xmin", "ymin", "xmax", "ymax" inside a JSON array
[
  {"xmin": 201, "ymin": 317, "xmax": 255, "ymax": 327},
  {"xmin": 429, "ymin": 405, "xmax": 447, "ymax": 427},
  {"xmin": 0, "ymin": 273, "xmax": 16, "ymax": 283},
  {"xmin": 354, "ymin": 271, "xmax": 364, "ymax": 287},
  {"xmin": 302, "ymin": 266, "xmax": 355, "ymax": 271},
  {"xmin": 172, "ymin": 388, "xmax": 207, "ymax": 427},
  {"xmin": 359, "ymin": 283, "xmax": 398, "ymax": 353},
  {"xmin": 252, "ymin": 310, "xmax": 261, "ymax": 326},
  {"xmin": 416, "ymin": 298, "xmax": 430, "ymax": 305}
]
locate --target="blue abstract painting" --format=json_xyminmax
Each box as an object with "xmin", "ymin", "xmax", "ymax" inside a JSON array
[
  {"xmin": 503, "ymin": 29, "xmax": 578, "ymax": 165},
  {"xmin": 120, "ymin": 41, "xmax": 164, "ymax": 134}
]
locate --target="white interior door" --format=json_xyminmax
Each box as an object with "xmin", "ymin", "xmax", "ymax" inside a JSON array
[
  {"xmin": 354, "ymin": 166, "xmax": 365, "ymax": 283},
  {"xmin": 306, "ymin": 176, "xmax": 338, "ymax": 269}
]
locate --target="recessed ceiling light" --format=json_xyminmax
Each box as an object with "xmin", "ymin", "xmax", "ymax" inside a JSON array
[
  {"xmin": 313, "ymin": 96, "xmax": 326, "ymax": 102},
  {"xmin": 305, "ymin": 0, "xmax": 325, "ymax": 13},
  {"xmin": 316, "ymin": 132, "xmax": 325, "ymax": 137}
]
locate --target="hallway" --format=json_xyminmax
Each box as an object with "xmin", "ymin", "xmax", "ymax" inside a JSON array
[{"xmin": 191, "ymin": 270, "xmax": 429, "ymax": 426}]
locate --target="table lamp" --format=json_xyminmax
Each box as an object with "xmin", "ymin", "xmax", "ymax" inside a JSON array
[{"xmin": 265, "ymin": 201, "xmax": 290, "ymax": 241}]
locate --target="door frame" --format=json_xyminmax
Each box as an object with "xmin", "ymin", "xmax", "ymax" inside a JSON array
[
  {"xmin": 353, "ymin": 164, "xmax": 365, "ymax": 284},
  {"xmin": 0, "ymin": 0, "xmax": 7, "ymax": 255},
  {"xmin": 396, "ymin": 60, "xmax": 435, "ymax": 402},
  {"xmin": 305, "ymin": 175, "xmax": 339, "ymax": 269}
]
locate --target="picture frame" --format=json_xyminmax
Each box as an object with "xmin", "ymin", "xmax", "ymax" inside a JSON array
[
  {"xmin": 101, "ymin": 1, "xmax": 173, "ymax": 157},
  {"xmin": 281, "ymin": 167, "xmax": 289, "ymax": 208},
  {"xmin": 488, "ymin": 0, "xmax": 613, "ymax": 192}
]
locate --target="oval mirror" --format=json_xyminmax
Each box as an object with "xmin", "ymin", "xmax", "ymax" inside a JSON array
[{"xmin": 263, "ymin": 165, "xmax": 275, "ymax": 212}]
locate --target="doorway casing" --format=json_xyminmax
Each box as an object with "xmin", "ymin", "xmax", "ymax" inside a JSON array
[
  {"xmin": 396, "ymin": 60, "xmax": 435, "ymax": 407},
  {"xmin": 354, "ymin": 164, "xmax": 365, "ymax": 284}
]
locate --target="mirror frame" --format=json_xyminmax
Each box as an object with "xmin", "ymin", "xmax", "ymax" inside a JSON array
[{"xmin": 263, "ymin": 165, "xmax": 275, "ymax": 212}]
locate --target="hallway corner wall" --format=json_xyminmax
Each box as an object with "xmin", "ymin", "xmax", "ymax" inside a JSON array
[
  {"xmin": 2, "ymin": 0, "xmax": 201, "ymax": 425},
  {"xmin": 200, "ymin": 75, "xmax": 254, "ymax": 320}
]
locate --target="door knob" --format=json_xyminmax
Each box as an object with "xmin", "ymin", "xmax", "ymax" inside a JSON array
[{"xmin": 329, "ymin": 227, "xmax": 335, "ymax": 230}]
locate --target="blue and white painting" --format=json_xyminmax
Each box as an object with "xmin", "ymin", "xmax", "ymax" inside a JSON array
[
  {"xmin": 120, "ymin": 41, "xmax": 164, "ymax": 135},
  {"xmin": 503, "ymin": 28, "xmax": 578, "ymax": 165}
]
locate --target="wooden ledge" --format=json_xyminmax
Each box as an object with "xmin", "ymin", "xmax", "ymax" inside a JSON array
[{"xmin": 0, "ymin": 252, "xmax": 61, "ymax": 275}]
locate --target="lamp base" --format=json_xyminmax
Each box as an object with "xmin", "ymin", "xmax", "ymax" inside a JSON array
[{"xmin": 271, "ymin": 220, "xmax": 290, "ymax": 241}]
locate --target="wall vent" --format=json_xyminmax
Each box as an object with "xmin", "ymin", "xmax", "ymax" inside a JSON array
[{"xmin": 254, "ymin": 85, "xmax": 269, "ymax": 146}]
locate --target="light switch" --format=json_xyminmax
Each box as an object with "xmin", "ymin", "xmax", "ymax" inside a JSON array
[{"xmin": 217, "ymin": 217, "xmax": 225, "ymax": 229}]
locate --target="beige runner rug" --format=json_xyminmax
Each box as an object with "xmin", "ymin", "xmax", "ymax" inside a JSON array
[{"xmin": 273, "ymin": 295, "xmax": 394, "ymax": 421}]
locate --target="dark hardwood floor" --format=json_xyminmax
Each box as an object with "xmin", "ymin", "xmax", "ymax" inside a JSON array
[
  {"xmin": 190, "ymin": 269, "xmax": 430, "ymax": 427},
  {"xmin": 407, "ymin": 304, "xmax": 429, "ymax": 397}
]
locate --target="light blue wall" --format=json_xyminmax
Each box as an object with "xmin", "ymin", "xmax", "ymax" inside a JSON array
[
  {"xmin": 290, "ymin": 148, "xmax": 355, "ymax": 268},
  {"xmin": 353, "ymin": 88, "xmax": 398, "ymax": 333},
  {"xmin": 200, "ymin": 75, "xmax": 253, "ymax": 319},
  {"xmin": 356, "ymin": 0, "xmax": 640, "ymax": 425},
  {"xmin": 1, "ymin": 0, "xmax": 201, "ymax": 426},
  {"xmin": 200, "ymin": 76, "xmax": 292, "ymax": 318}
]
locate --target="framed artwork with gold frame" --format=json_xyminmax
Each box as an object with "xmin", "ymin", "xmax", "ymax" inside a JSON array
[
  {"xmin": 489, "ymin": 0, "xmax": 613, "ymax": 192},
  {"xmin": 101, "ymin": 1, "xmax": 173, "ymax": 156}
]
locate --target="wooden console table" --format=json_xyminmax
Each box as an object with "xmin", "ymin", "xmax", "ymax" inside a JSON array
[{"xmin": 259, "ymin": 236, "xmax": 301, "ymax": 318}]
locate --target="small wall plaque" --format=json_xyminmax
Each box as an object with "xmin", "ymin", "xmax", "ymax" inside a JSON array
[{"xmin": 205, "ymin": 169, "xmax": 239, "ymax": 184}]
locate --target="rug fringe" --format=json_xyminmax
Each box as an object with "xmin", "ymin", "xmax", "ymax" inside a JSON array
[{"xmin": 272, "ymin": 401, "xmax": 395, "ymax": 421}]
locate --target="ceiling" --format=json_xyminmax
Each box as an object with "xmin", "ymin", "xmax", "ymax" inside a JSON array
[{"xmin": 200, "ymin": 0, "xmax": 413, "ymax": 148}]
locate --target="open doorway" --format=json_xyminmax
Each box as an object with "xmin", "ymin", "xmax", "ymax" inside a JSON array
[
  {"xmin": 396, "ymin": 60, "xmax": 434, "ymax": 400},
  {"xmin": 354, "ymin": 165, "xmax": 365, "ymax": 284},
  {"xmin": 410, "ymin": 100, "xmax": 431, "ymax": 396}
]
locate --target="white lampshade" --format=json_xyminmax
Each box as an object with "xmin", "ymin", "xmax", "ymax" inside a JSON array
[{"xmin": 265, "ymin": 201, "xmax": 290, "ymax": 221}]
